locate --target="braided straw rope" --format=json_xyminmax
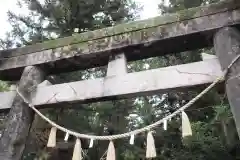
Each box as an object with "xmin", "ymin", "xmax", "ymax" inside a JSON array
[{"xmin": 16, "ymin": 55, "xmax": 240, "ymax": 141}]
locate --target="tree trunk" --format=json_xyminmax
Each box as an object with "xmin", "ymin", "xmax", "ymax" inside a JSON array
[{"xmin": 0, "ymin": 66, "xmax": 45, "ymax": 160}]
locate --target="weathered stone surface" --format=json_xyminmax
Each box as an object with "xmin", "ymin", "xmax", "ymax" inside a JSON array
[
  {"xmin": 107, "ymin": 53, "xmax": 127, "ymax": 77},
  {"xmin": 0, "ymin": 0, "xmax": 238, "ymax": 58},
  {"xmin": 0, "ymin": 59, "xmax": 223, "ymax": 110},
  {"xmin": 1, "ymin": 5, "xmax": 240, "ymax": 80},
  {"xmin": 214, "ymin": 27, "xmax": 240, "ymax": 138},
  {"xmin": 0, "ymin": 66, "xmax": 45, "ymax": 160}
]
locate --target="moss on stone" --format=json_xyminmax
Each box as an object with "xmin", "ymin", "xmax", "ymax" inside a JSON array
[
  {"xmin": 1, "ymin": 0, "xmax": 238, "ymax": 58},
  {"xmin": 177, "ymin": 8, "xmax": 197, "ymax": 22}
]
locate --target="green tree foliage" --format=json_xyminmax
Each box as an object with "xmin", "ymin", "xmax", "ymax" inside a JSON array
[
  {"xmin": 159, "ymin": 0, "xmax": 219, "ymax": 14},
  {"xmin": 2, "ymin": 0, "xmax": 140, "ymax": 48}
]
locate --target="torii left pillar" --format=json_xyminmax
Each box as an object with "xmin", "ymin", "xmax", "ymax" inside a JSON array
[{"xmin": 0, "ymin": 66, "xmax": 45, "ymax": 160}]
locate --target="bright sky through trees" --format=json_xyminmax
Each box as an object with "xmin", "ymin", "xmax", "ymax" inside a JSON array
[{"xmin": 0, "ymin": 0, "xmax": 160, "ymax": 38}]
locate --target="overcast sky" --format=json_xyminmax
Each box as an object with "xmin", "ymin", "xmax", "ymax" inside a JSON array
[{"xmin": 0, "ymin": 0, "xmax": 160, "ymax": 38}]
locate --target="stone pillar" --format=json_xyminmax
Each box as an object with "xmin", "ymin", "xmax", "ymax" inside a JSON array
[
  {"xmin": 0, "ymin": 66, "xmax": 45, "ymax": 160},
  {"xmin": 214, "ymin": 27, "xmax": 240, "ymax": 138}
]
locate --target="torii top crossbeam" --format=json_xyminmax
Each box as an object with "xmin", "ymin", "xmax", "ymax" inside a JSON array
[{"xmin": 0, "ymin": 0, "xmax": 239, "ymax": 81}]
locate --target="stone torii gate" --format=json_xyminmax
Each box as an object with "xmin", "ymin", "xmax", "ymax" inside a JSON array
[{"xmin": 0, "ymin": 0, "xmax": 239, "ymax": 159}]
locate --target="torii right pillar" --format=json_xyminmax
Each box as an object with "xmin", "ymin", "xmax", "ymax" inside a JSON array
[{"xmin": 214, "ymin": 27, "xmax": 240, "ymax": 138}]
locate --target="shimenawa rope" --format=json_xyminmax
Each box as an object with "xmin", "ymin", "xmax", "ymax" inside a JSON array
[{"xmin": 15, "ymin": 55, "xmax": 240, "ymax": 141}]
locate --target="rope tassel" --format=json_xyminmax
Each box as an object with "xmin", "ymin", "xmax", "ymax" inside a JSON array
[
  {"xmin": 130, "ymin": 134, "xmax": 135, "ymax": 145},
  {"xmin": 182, "ymin": 111, "xmax": 192, "ymax": 138},
  {"xmin": 146, "ymin": 131, "xmax": 156, "ymax": 158},
  {"xmin": 106, "ymin": 141, "xmax": 116, "ymax": 160},
  {"xmin": 163, "ymin": 119, "xmax": 167, "ymax": 131},
  {"xmin": 64, "ymin": 132, "xmax": 70, "ymax": 142},
  {"xmin": 72, "ymin": 138, "xmax": 82, "ymax": 160},
  {"xmin": 47, "ymin": 127, "xmax": 57, "ymax": 148},
  {"xmin": 89, "ymin": 139, "xmax": 94, "ymax": 148}
]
